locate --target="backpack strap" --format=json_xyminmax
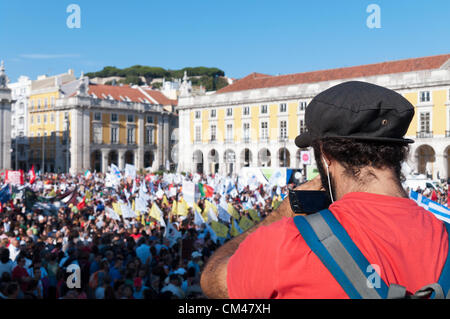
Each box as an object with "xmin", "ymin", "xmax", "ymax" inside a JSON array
[
  {"xmin": 437, "ymin": 222, "xmax": 450, "ymax": 298},
  {"xmin": 294, "ymin": 209, "xmax": 389, "ymax": 299}
]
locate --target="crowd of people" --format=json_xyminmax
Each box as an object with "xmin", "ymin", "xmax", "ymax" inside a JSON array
[{"xmin": 0, "ymin": 169, "xmax": 289, "ymax": 299}]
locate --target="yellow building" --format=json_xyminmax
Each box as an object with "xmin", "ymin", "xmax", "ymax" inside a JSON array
[
  {"xmin": 178, "ymin": 54, "xmax": 450, "ymax": 179},
  {"xmin": 27, "ymin": 73, "xmax": 178, "ymax": 174}
]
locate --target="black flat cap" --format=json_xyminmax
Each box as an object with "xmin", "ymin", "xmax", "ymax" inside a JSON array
[{"xmin": 295, "ymin": 81, "xmax": 415, "ymax": 148}]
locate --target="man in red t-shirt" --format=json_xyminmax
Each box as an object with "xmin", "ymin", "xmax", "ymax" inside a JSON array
[{"xmin": 200, "ymin": 81, "xmax": 449, "ymax": 299}]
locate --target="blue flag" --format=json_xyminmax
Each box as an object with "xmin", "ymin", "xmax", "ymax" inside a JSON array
[
  {"xmin": 409, "ymin": 190, "xmax": 450, "ymax": 224},
  {"xmin": 0, "ymin": 185, "xmax": 11, "ymax": 204}
]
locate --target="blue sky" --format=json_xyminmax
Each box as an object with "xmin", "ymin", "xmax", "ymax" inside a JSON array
[{"xmin": 1, "ymin": 0, "xmax": 450, "ymax": 82}]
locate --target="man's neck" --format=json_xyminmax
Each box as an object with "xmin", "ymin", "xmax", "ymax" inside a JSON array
[{"xmin": 336, "ymin": 168, "xmax": 407, "ymax": 200}]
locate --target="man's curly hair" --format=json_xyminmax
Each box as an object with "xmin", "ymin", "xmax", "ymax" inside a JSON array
[{"xmin": 311, "ymin": 137, "xmax": 410, "ymax": 181}]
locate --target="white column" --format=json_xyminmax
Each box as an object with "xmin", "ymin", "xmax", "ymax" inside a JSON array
[
  {"xmin": 82, "ymin": 110, "xmax": 90, "ymax": 171},
  {"xmin": 101, "ymin": 149, "xmax": 109, "ymax": 173},
  {"xmin": 137, "ymin": 114, "xmax": 145, "ymax": 170},
  {"xmin": 118, "ymin": 149, "xmax": 126, "ymax": 170}
]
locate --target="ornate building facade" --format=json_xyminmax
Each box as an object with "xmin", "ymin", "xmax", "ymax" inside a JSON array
[
  {"xmin": 178, "ymin": 54, "xmax": 450, "ymax": 179},
  {"xmin": 0, "ymin": 61, "xmax": 12, "ymax": 171}
]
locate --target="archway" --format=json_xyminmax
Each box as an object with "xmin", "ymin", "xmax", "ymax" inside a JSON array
[
  {"xmin": 278, "ymin": 147, "xmax": 290, "ymax": 167},
  {"xmin": 125, "ymin": 150, "xmax": 134, "ymax": 165},
  {"xmin": 193, "ymin": 150, "xmax": 204, "ymax": 174},
  {"xmin": 240, "ymin": 148, "xmax": 252, "ymax": 168},
  {"xmin": 224, "ymin": 149, "xmax": 236, "ymax": 176},
  {"xmin": 415, "ymin": 145, "xmax": 435, "ymax": 178},
  {"xmin": 258, "ymin": 148, "xmax": 271, "ymax": 167},
  {"xmin": 144, "ymin": 151, "xmax": 154, "ymax": 169},
  {"xmin": 108, "ymin": 150, "xmax": 118, "ymax": 166},
  {"xmin": 91, "ymin": 150, "xmax": 102, "ymax": 172},
  {"xmin": 208, "ymin": 149, "xmax": 219, "ymax": 174}
]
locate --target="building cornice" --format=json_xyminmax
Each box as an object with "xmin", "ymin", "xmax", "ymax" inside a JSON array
[{"xmin": 177, "ymin": 69, "xmax": 450, "ymax": 110}]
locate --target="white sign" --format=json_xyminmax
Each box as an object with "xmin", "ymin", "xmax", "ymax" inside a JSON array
[{"xmin": 300, "ymin": 151, "xmax": 311, "ymax": 165}]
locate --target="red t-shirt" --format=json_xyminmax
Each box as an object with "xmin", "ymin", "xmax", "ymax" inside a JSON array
[{"xmin": 227, "ymin": 192, "xmax": 449, "ymax": 299}]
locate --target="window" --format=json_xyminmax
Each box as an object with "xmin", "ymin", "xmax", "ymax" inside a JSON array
[
  {"xmin": 43, "ymin": 114, "xmax": 47, "ymax": 123},
  {"xmin": 44, "ymin": 98, "xmax": 48, "ymax": 108},
  {"xmin": 210, "ymin": 109, "xmax": 216, "ymax": 118},
  {"xmin": 127, "ymin": 127, "xmax": 135, "ymax": 144},
  {"xmin": 299, "ymin": 119, "xmax": 307, "ymax": 134},
  {"xmin": 111, "ymin": 127, "xmax": 118, "ymax": 144},
  {"xmin": 31, "ymin": 100, "xmax": 34, "ymax": 110},
  {"xmin": 146, "ymin": 116, "xmax": 153, "ymax": 124},
  {"xmin": 93, "ymin": 125, "xmax": 102, "ymax": 144},
  {"xmin": 195, "ymin": 111, "xmax": 201, "ymax": 119},
  {"xmin": 419, "ymin": 112, "xmax": 431, "ymax": 132},
  {"xmin": 243, "ymin": 107, "xmax": 250, "ymax": 116},
  {"xmin": 94, "ymin": 112, "xmax": 101, "ymax": 121},
  {"xmin": 37, "ymin": 115, "xmax": 41, "ymax": 124},
  {"xmin": 127, "ymin": 114, "xmax": 134, "ymax": 123},
  {"xmin": 243, "ymin": 123, "xmax": 250, "ymax": 141},
  {"xmin": 226, "ymin": 108, "xmax": 233, "ymax": 117},
  {"xmin": 419, "ymin": 91, "xmax": 431, "ymax": 103},
  {"xmin": 280, "ymin": 120, "xmax": 287, "ymax": 139},
  {"xmin": 210, "ymin": 125, "xmax": 216, "ymax": 141},
  {"xmin": 299, "ymin": 101, "xmax": 307, "ymax": 111},
  {"xmin": 51, "ymin": 97, "xmax": 55, "ymax": 107},
  {"xmin": 111, "ymin": 113, "xmax": 118, "ymax": 122},
  {"xmin": 19, "ymin": 117, "xmax": 24, "ymax": 126},
  {"xmin": 146, "ymin": 127, "xmax": 154, "ymax": 144},
  {"xmin": 37, "ymin": 99, "xmax": 41, "ymax": 109},
  {"xmin": 51, "ymin": 113, "xmax": 54, "ymax": 123},
  {"xmin": 261, "ymin": 122, "xmax": 268, "ymax": 140},
  {"xmin": 195, "ymin": 126, "xmax": 201, "ymax": 142},
  {"xmin": 261, "ymin": 105, "xmax": 268, "ymax": 114},
  {"xmin": 30, "ymin": 115, "xmax": 34, "ymax": 125},
  {"xmin": 279, "ymin": 103, "xmax": 287, "ymax": 113},
  {"xmin": 226, "ymin": 124, "xmax": 233, "ymax": 142}
]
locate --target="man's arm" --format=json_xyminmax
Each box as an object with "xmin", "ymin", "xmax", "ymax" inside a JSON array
[{"xmin": 200, "ymin": 176, "xmax": 323, "ymax": 299}]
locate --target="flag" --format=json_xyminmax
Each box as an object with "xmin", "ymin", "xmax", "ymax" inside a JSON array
[
  {"xmin": 198, "ymin": 183, "xmax": 214, "ymax": 198},
  {"xmin": 227, "ymin": 203, "xmax": 240, "ymax": 220},
  {"xmin": 0, "ymin": 185, "xmax": 11, "ymax": 204},
  {"xmin": 248, "ymin": 209, "xmax": 261, "ymax": 223},
  {"xmin": 110, "ymin": 164, "xmax": 122, "ymax": 180},
  {"xmin": 112, "ymin": 202, "xmax": 122, "ymax": 216},
  {"xmin": 135, "ymin": 196, "xmax": 148, "ymax": 214},
  {"xmin": 149, "ymin": 202, "xmax": 166, "ymax": 228},
  {"xmin": 120, "ymin": 203, "xmax": 137, "ymax": 219},
  {"xmin": 194, "ymin": 208, "xmax": 206, "ymax": 226},
  {"xmin": 76, "ymin": 196, "xmax": 86, "ymax": 211},
  {"xmin": 124, "ymin": 164, "xmax": 137, "ymax": 179},
  {"xmin": 205, "ymin": 223, "xmax": 218, "ymax": 243},
  {"xmin": 84, "ymin": 170, "xmax": 92, "ymax": 180},
  {"xmin": 164, "ymin": 222, "xmax": 182, "ymax": 247},
  {"xmin": 218, "ymin": 202, "xmax": 231, "ymax": 223},
  {"xmin": 182, "ymin": 180, "xmax": 196, "ymax": 208},
  {"xmin": 229, "ymin": 218, "xmax": 243, "ymax": 237},
  {"xmin": 210, "ymin": 220, "xmax": 229, "ymax": 238},
  {"xmin": 162, "ymin": 195, "xmax": 169, "ymax": 207},
  {"xmin": 207, "ymin": 208, "xmax": 218, "ymax": 223},
  {"xmin": 239, "ymin": 215, "xmax": 255, "ymax": 232},
  {"xmin": 28, "ymin": 165, "xmax": 36, "ymax": 184},
  {"xmin": 176, "ymin": 198, "xmax": 189, "ymax": 216},
  {"xmin": 106, "ymin": 207, "xmax": 121, "ymax": 221},
  {"xmin": 410, "ymin": 190, "xmax": 450, "ymax": 224},
  {"xmin": 59, "ymin": 189, "xmax": 77, "ymax": 206}
]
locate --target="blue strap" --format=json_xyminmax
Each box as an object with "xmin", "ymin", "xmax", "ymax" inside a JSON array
[
  {"xmin": 437, "ymin": 222, "xmax": 450, "ymax": 297},
  {"xmin": 293, "ymin": 212, "xmax": 362, "ymax": 299},
  {"xmin": 319, "ymin": 210, "xmax": 390, "ymax": 299}
]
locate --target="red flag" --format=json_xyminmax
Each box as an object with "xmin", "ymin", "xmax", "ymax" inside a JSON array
[
  {"xmin": 77, "ymin": 196, "xmax": 86, "ymax": 210},
  {"xmin": 28, "ymin": 165, "xmax": 36, "ymax": 184}
]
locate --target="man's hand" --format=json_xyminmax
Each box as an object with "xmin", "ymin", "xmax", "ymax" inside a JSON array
[{"xmin": 294, "ymin": 175, "xmax": 324, "ymax": 191}]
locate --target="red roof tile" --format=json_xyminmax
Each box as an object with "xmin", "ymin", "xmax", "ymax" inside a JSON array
[
  {"xmin": 87, "ymin": 83, "xmax": 150, "ymax": 103},
  {"xmin": 143, "ymin": 89, "xmax": 178, "ymax": 106},
  {"xmin": 217, "ymin": 54, "xmax": 450, "ymax": 94}
]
